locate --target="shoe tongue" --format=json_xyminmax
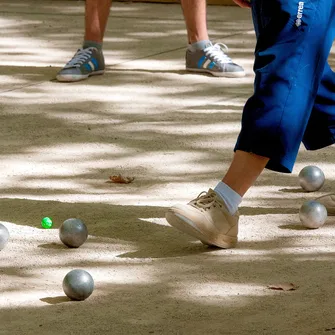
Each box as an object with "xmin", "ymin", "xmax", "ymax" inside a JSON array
[{"xmin": 204, "ymin": 42, "xmax": 213, "ymax": 48}]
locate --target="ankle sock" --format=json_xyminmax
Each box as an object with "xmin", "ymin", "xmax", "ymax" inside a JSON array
[
  {"xmin": 188, "ymin": 40, "xmax": 212, "ymax": 52},
  {"xmin": 83, "ymin": 40, "xmax": 103, "ymax": 51},
  {"xmin": 214, "ymin": 181, "xmax": 242, "ymax": 215}
]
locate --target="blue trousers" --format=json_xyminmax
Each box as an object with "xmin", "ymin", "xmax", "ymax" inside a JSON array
[{"xmin": 235, "ymin": 0, "xmax": 335, "ymax": 173}]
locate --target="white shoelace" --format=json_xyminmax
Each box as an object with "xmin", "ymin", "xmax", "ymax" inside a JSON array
[
  {"xmin": 203, "ymin": 43, "xmax": 233, "ymax": 64},
  {"xmin": 192, "ymin": 190, "xmax": 222, "ymax": 210},
  {"xmin": 64, "ymin": 47, "xmax": 94, "ymax": 69}
]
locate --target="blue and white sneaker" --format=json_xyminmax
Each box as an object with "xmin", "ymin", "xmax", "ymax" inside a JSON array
[
  {"xmin": 56, "ymin": 47, "xmax": 105, "ymax": 82},
  {"xmin": 186, "ymin": 42, "xmax": 245, "ymax": 78}
]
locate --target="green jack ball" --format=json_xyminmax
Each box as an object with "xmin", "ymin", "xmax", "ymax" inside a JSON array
[{"xmin": 41, "ymin": 217, "xmax": 53, "ymax": 229}]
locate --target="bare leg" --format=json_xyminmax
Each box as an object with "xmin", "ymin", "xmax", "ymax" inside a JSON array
[
  {"xmin": 180, "ymin": 0, "xmax": 209, "ymax": 43},
  {"xmin": 222, "ymin": 150, "xmax": 269, "ymax": 196},
  {"xmin": 56, "ymin": 0, "xmax": 110, "ymax": 82},
  {"xmin": 84, "ymin": 0, "xmax": 112, "ymax": 43},
  {"xmin": 180, "ymin": 0, "xmax": 245, "ymax": 77}
]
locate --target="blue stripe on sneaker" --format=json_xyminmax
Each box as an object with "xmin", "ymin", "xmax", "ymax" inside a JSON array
[
  {"xmin": 197, "ymin": 56, "xmax": 206, "ymax": 69},
  {"xmin": 91, "ymin": 58, "xmax": 98, "ymax": 68},
  {"xmin": 208, "ymin": 62, "xmax": 216, "ymax": 69},
  {"xmin": 84, "ymin": 63, "xmax": 92, "ymax": 71}
]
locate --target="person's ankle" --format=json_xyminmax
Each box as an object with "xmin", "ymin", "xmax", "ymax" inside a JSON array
[
  {"xmin": 214, "ymin": 181, "xmax": 242, "ymax": 215},
  {"xmin": 83, "ymin": 40, "xmax": 103, "ymax": 51},
  {"xmin": 188, "ymin": 40, "xmax": 212, "ymax": 52}
]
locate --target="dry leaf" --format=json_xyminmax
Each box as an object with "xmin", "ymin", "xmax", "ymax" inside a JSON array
[
  {"xmin": 109, "ymin": 174, "xmax": 135, "ymax": 184},
  {"xmin": 267, "ymin": 283, "xmax": 299, "ymax": 291}
]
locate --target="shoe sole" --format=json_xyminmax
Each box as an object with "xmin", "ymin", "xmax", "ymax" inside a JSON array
[
  {"xmin": 166, "ymin": 210, "xmax": 237, "ymax": 249},
  {"xmin": 56, "ymin": 70, "xmax": 105, "ymax": 82},
  {"xmin": 186, "ymin": 68, "xmax": 245, "ymax": 78},
  {"xmin": 315, "ymin": 194, "xmax": 335, "ymax": 216}
]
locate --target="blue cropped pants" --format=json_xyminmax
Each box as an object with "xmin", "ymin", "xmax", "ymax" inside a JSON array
[{"xmin": 235, "ymin": 0, "xmax": 335, "ymax": 173}]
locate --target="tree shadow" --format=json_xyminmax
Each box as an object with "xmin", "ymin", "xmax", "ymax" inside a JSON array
[{"xmin": 1, "ymin": 2, "xmax": 335, "ymax": 334}]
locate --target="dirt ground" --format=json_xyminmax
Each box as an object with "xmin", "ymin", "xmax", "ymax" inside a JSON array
[{"xmin": 1, "ymin": 1, "xmax": 335, "ymax": 334}]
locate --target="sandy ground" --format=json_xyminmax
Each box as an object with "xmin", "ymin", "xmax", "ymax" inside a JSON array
[{"xmin": 1, "ymin": 1, "xmax": 335, "ymax": 334}]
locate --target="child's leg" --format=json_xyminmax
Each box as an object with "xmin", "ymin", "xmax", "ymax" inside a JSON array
[
  {"xmin": 180, "ymin": 0, "xmax": 208, "ymax": 44},
  {"xmin": 56, "ymin": 0, "xmax": 110, "ymax": 82},
  {"xmin": 84, "ymin": 0, "xmax": 111, "ymax": 44},
  {"xmin": 303, "ymin": 62, "xmax": 335, "ymax": 150},
  {"xmin": 300, "ymin": 63, "xmax": 335, "ymax": 217},
  {"xmin": 181, "ymin": 0, "xmax": 245, "ymax": 77},
  {"xmin": 165, "ymin": 0, "xmax": 335, "ymax": 248},
  {"xmin": 222, "ymin": 150, "xmax": 269, "ymax": 197},
  {"xmin": 235, "ymin": 0, "xmax": 335, "ymax": 173}
]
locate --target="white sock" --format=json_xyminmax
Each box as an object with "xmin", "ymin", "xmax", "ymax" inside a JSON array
[{"xmin": 214, "ymin": 181, "xmax": 242, "ymax": 215}]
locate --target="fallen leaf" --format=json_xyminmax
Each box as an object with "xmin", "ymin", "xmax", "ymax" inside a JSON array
[
  {"xmin": 267, "ymin": 283, "xmax": 299, "ymax": 291},
  {"xmin": 108, "ymin": 174, "xmax": 135, "ymax": 184}
]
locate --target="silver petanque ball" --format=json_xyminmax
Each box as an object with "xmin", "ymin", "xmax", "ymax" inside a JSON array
[
  {"xmin": 299, "ymin": 200, "xmax": 327, "ymax": 229},
  {"xmin": 59, "ymin": 218, "xmax": 88, "ymax": 248},
  {"xmin": 299, "ymin": 165, "xmax": 325, "ymax": 192},
  {"xmin": 63, "ymin": 269, "xmax": 94, "ymax": 301},
  {"xmin": 0, "ymin": 223, "xmax": 9, "ymax": 250}
]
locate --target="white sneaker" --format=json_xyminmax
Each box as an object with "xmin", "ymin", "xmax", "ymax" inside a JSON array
[{"xmin": 165, "ymin": 189, "xmax": 239, "ymax": 248}]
